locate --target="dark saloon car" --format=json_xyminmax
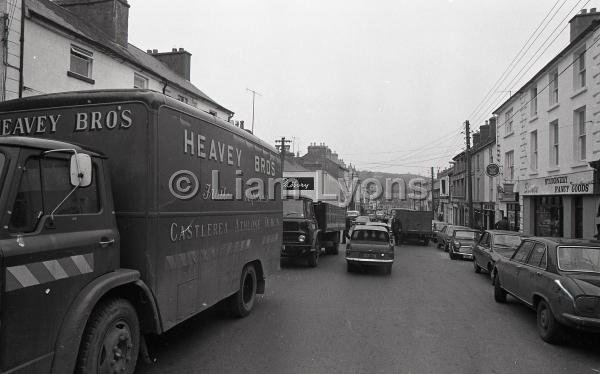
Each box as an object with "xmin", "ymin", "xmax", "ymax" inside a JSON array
[
  {"xmin": 346, "ymin": 226, "xmax": 394, "ymax": 274},
  {"xmin": 493, "ymin": 238, "xmax": 600, "ymax": 343},
  {"xmin": 432, "ymin": 221, "xmax": 446, "ymax": 243},
  {"xmin": 437, "ymin": 224, "xmax": 455, "ymax": 251},
  {"xmin": 473, "ymin": 230, "xmax": 526, "ymax": 277},
  {"xmin": 448, "ymin": 227, "xmax": 479, "ymax": 260}
]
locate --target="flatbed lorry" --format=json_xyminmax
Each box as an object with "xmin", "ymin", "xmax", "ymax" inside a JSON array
[{"xmin": 0, "ymin": 89, "xmax": 282, "ymax": 374}]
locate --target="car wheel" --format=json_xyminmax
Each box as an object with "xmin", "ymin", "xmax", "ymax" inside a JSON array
[
  {"xmin": 537, "ymin": 300, "xmax": 564, "ymax": 344},
  {"xmin": 493, "ymin": 272, "xmax": 507, "ymax": 303},
  {"xmin": 473, "ymin": 259, "xmax": 481, "ymax": 273}
]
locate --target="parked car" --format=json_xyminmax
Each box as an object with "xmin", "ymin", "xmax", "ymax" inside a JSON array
[
  {"xmin": 432, "ymin": 221, "xmax": 446, "ymax": 243},
  {"xmin": 493, "ymin": 238, "xmax": 600, "ymax": 343},
  {"xmin": 473, "ymin": 230, "xmax": 526, "ymax": 278},
  {"xmin": 436, "ymin": 224, "xmax": 454, "ymax": 250},
  {"xmin": 448, "ymin": 228, "xmax": 479, "ymax": 260},
  {"xmin": 345, "ymin": 226, "xmax": 394, "ymax": 274},
  {"xmin": 354, "ymin": 216, "xmax": 371, "ymax": 226}
]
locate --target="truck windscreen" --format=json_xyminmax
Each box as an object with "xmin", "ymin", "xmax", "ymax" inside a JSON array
[{"xmin": 283, "ymin": 199, "xmax": 305, "ymax": 217}]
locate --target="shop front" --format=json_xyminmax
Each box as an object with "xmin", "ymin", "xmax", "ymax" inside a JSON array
[
  {"xmin": 498, "ymin": 183, "xmax": 519, "ymax": 231},
  {"xmin": 521, "ymin": 171, "xmax": 596, "ymax": 238},
  {"xmin": 474, "ymin": 202, "xmax": 495, "ymax": 229}
]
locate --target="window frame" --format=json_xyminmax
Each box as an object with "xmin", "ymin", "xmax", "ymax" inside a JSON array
[
  {"xmin": 505, "ymin": 108, "xmax": 514, "ymax": 135},
  {"xmin": 504, "ymin": 150, "xmax": 514, "ymax": 181},
  {"xmin": 530, "ymin": 130, "xmax": 538, "ymax": 171},
  {"xmin": 68, "ymin": 45, "xmax": 94, "ymax": 84},
  {"xmin": 512, "ymin": 240, "xmax": 535, "ymax": 263},
  {"xmin": 549, "ymin": 120, "xmax": 559, "ymax": 167},
  {"xmin": 530, "ymin": 86, "xmax": 538, "ymax": 117},
  {"xmin": 549, "ymin": 67, "xmax": 559, "ymax": 105},
  {"xmin": 574, "ymin": 46, "xmax": 586, "ymax": 90},
  {"xmin": 133, "ymin": 73, "xmax": 149, "ymax": 89},
  {"xmin": 574, "ymin": 106, "xmax": 586, "ymax": 161}
]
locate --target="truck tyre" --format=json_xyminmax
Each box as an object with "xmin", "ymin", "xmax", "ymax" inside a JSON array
[
  {"xmin": 493, "ymin": 273, "xmax": 507, "ymax": 303},
  {"xmin": 230, "ymin": 264, "xmax": 258, "ymax": 318},
  {"xmin": 537, "ymin": 300, "xmax": 564, "ymax": 344},
  {"xmin": 76, "ymin": 298, "xmax": 140, "ymax": 374}
]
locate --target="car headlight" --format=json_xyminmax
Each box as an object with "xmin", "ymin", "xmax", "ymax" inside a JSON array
[
  {"xmin": 575, "ymin": 296, "xmax": 600, "ymax": 316},
  {"xmin": 454, "ymin": 241, "xmax": 460, "ymax": 249},
  {"xmin": 298, "ymin": 234, "xmax": 306, "ymax": 243}
]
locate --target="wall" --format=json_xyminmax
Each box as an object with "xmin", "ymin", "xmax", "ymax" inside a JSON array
[{"xmin": 0, "ymin": 0, "xmax": 22, "ymax": 101}]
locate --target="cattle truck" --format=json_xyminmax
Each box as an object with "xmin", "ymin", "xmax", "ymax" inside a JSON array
[
  {"xmin": 393, "ymin": 208, "xmax": 433, "ymax": 245},
  {"xmin": 281, "ymin": 170, "xmax": 346, "ymax": 266},
  {"xmin": 0, "ymin": 90, "xmax": 282, "ymax": 374}
]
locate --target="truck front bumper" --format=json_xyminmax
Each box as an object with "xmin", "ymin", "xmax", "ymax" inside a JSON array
[{"xmin": 281, "ymin": 244, "xmax": 314, "ymax": 258}]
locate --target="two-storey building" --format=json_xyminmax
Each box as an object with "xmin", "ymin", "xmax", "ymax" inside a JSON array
[
  {"xmin": 493, "ymin": 9, "xmax": 600, "ymax": 238},
  {"xmin": 471, "ymin": 119, "xmax": 498, "ymax": 229}
]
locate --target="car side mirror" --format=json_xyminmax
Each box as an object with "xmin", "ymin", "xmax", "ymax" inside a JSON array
[{"xmin": 70, "ymin": 153, "xmax": 92, "ymax": 187}]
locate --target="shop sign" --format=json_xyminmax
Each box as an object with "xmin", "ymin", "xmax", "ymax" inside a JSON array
[
  {"xmin": 522, "ymin": 171, "xmax": 593, "ymax": 195},
  {"xmin": 483, "ymin": 203, "xmax": 495, "ymax": 210},
  {"xmin": 499, "ymin": 183, "xmax": 516, "ymax": 202},
  {"xmin": 485, "ymin": 163, "xmax": 500, "ymax": 177}
]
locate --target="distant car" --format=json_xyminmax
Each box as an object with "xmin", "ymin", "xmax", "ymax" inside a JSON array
[
  {"xmin": 346, "ymin": 226, "xmax": 394, "ymax": 274},
  {"xmin": 448, "ymin": 228, "xmax": 479, "ymax": 260},
  {"xmin": 347, "ymin": 210, "xmax": 360, "ymax": 220},
  {"xmin": 354, "ymin": 216, "xmax": 370, "ymax": 226},
  {"xmin": 366, "ymin": 221, "xmax": 392, "ymax": 234},
  {"xmin": 432, "ymin": 221, "xmax": 446, "ymax": 243},
  {"xmin": 493, "ymin": 238, "xmax": 600, "ymax": 343},
  {"xmin": 472, "ymin": 230, "xmax": 526, "ymax": 278}
]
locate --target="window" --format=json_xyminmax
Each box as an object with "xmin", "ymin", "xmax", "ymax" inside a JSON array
[
  {"xmin": 530, "ymin": 86, "xmax": 538, "ymax": 117},
  {"xmin": 69, "ymin": 45, "xmax": 93, "ymax": 78},
  {"xmin": 526, "ymin": 243, "xmax": 547, "ymax": 268},
  {"xmin": 489, "ymin": 148, "xmax": 493, "ymax": 163},
  {"xmin": 574, "ymin": 46, "xmax": 586, "ymax": 89},
  {"xmin": 549, "ymin": 120, "xmax": 559, "ymax": 166},
  {"xmin": 505, "ymin": 108, "xmax": 513, "ymax": 135},
  {"xmin": 133, "ymin": 73, "xmax": 148, "ymax": 89},
  {"xmin": 530, "ymin": 131, "xmax": 538, "ymax": 171},
  {"xmin": 9, "ymin": 158, "xmax": 43, "ymax": 233},
  {"xmin": 549, "ymin": 68, "xmax": 558, "ymax": 105},
  {"xmin": 504, "ymin": 150, "xmax": 514, "ymax": 181},
  {"xmin": 513, "ymin": 241, "xmax": 534, "ymax": 263},
  {"xmin": 42, "ymin": 158, "xmax": 100, "ymax": 215},
  {"xmin": 480, "ymin": 232, "xmax": 490, "ymax": 248},
  {"xmin": 574, "ymin": 107, "xmax": 586, "ymax": 161}
]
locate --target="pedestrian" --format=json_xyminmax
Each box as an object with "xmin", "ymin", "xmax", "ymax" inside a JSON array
[
  {"xmin": 494, "ymin": 215, "xmax": 509, "ymax": 230},
  {"xmin": 392, "ymin": 217, "xmax": 402, "ymax": 246}
]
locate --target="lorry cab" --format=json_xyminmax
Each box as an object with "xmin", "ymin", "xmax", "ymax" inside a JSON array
[
  {"xmin": 282, "ymin": 197, "xmax": 320, "ymax": 267},
  {"xmin": 0, "ymin": 137, "xmax": 120, "ymax": 373}
]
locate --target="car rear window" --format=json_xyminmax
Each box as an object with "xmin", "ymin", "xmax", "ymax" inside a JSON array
[
  {"xmin": 557, "ymin": 246, "xmax": 600, "ymax": 273},
  {"xmin": 351, "ymin": 230, "xmax": 389, "ymax": 242},
  {"xmin": 494, "ymin": 234, "xmax": 522, "ymax": 248},
  {"xmin": 454, "ymin": 230, "xmax": 477, "ymax": 239}
]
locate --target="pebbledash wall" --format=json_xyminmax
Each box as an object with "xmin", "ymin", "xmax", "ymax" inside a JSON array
[
  {"xmin": 0, "ymin": 0, "xmax": 233, "ymax": 120},
  {"xmin": 494, "ymin": 9, "xmax": 600, "ymax": 239}
]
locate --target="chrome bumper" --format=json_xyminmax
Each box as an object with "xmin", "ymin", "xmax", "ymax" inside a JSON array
[{"xmin": 346, "ymin": 257, "xmax": 394, "ymax": 263}]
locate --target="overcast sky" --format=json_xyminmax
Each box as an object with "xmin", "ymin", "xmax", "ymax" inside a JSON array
[{"xmin": 128, "ymin": 0, "xmax": 581, "ymax": 175}]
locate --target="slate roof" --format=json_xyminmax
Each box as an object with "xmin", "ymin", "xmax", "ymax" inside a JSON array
[{"xmin": 24, "ymin": 0, "xmax": 233, "ymax": 115}]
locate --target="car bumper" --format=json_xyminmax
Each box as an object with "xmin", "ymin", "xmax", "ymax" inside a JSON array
[
  {"xmin": 561, "ymin": 313, "xmax": 600, "ymax": 331},
  {"xmin": 346, "ymin": 257, "xmax": 394, "ymax": 263},
  {"xmin": 281, "ymin": 244, "xmax": 314, "ymax": 258},
  {"xmin": 450, "ymin": 249, "xmax": 473, "ymax": 259}
]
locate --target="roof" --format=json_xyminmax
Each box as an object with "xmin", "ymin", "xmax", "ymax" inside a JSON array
[
  {"xmin": 493, "ymin": 20, "xmax": 600, "ymax": 115},
  {"xmin": 0, "ymin": 136, "xmax": 104, "ymax": 157},
  {"xmin": 527, "ymin": 237, "xmax": 600, "ymax": 247},
  {"xmin": 25, "ymin": 0, "xmax": 233, "ymax": 115},
  {"xmin": 284, "ymin": 158, "xmax": 309, "ymax": 172},
  {"xmin": 486, "ymin": 230, "xmax": 527, "ymax": 236},
  {"xmin": 354, "ymin": 225, "xmax": 388, "ymax": 232}
]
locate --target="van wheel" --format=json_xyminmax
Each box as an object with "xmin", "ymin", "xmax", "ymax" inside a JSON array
[
  {"xmin": 537, "ymin": 300, "xmax": 564, "ymax": 344},
  {"xmin": 230, "ymin": 264, "xmax": 258, "ymax": 318},
  {"xmin": 76, "ymin": 299, "xmax": 140, "ymax": 374},
  {"xmin": 493, "ymin": 272, "xmax": 507, "ymax": 303}
]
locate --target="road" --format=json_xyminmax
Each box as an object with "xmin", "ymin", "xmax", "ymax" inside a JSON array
[{"xmin": 137, "ymin": 243, "xmax": 600, "ymax": 374}]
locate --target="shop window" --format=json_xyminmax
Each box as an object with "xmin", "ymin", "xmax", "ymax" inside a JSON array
[
  {"xmin": 534, "ymin": 196, "xmax": 563, "ymax": 237},
  {"xmin": 575, "ymin": 196, "xmax": 583, "ymax": 238}
]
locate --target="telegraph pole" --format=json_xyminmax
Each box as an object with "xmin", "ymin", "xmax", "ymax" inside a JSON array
[
  {"xmin": 465, "ymin": 120, "xmax": 474, "ymax": 229},
  {"xmin": 275, "ymin": 136, "xmax": 291, "ymax": 165},
  {"xmin": 431, "ymin": 166, "xmax": 435, "ymax": 223},
  {"xmin": 246, "ymin": 88, "xmax": 262, "ymax": 134}
]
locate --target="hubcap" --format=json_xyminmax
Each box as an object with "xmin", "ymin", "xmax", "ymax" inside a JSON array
[{"xmin": 98, "ymin": 320, "xmax": 133, "ymax": 374}]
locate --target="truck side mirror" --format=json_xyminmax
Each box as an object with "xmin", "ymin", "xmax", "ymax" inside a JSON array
[{"xmin": 70, "ymin": 153, "xmax": 92, "ymax": 187}]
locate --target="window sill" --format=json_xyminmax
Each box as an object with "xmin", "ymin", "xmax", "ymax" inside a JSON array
[
  {"xmin": 546, "ymin": 167, "xmax": 560, "ymax": 173},
  {"xmin": 67, "ymin": 71, "xmax": 95, "ymax": 84},
  {"xmin": 529, "ymin": 115, "xmax": 538, "ymax": 123},
  {"xmin": 529, "ymin": 171, "xmax": 539, "ymax": 177},
  {"xmin": 570, "ymin": 161, "xmax": 588, "ymax": 169},
  {"xmin": 571, "ymin": 87, "xmax": 587, "ymax": 99},
  {"xmin": 547, "ymin": 103, "xmax": 559, "ymax": 113},
  {"xmin": 503, "ymin": 131, "xmax": 515, "ymax": 138}
]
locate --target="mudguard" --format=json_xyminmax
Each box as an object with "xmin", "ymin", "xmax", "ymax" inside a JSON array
[{"xmin": 50, "ymin": 269, "xmax": 160, "ymax": 374}]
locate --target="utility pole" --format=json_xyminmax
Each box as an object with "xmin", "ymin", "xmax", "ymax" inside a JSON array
[
  {"xmin": 275, "ymin": 136, "xmax": 291, "ymax": 165},
  {"xmin": 431, "ymin": 166, "xmax": 435, "ymax": 223},
  {"xmin": 246, "ymin": 88, "xmax": 262, "ymax": 134},
  {"xmin": 465, "ymin": 120, "xmax": 474, "ymax": 229}
]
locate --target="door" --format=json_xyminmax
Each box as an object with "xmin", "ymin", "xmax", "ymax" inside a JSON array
[
  {"xmin": 0, "ymin": 153, "xmax": 115, "ymax": 372},
  {"xmin": 475, "ymin": 232, "xmax": 490, "ymax": 268},
  {"xmin": 516, "ymin": 243, "xmax": 547, "ymax": 304},
  {"xmin": 502, "ymin": 241, "xmax": 534, "ymax": 294}
]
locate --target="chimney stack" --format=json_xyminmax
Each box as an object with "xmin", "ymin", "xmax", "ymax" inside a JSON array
[
  {"xmin": 56, "ymin": 0, "xmax": 130, "ymax": 47},
  {"xmin": 569, "ymin": 8, "xmax": 600, "ymax": 42},
  {"xmin": 148, "ymin": 48, "xmax": 192, "ymax": 81}
]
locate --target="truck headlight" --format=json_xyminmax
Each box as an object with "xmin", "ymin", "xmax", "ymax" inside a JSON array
[{"xmin": 298, "ymin": 234, "xmax": 306, "ymax": 243}]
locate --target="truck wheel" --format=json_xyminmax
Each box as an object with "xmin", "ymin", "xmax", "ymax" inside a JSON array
[
  {"xmin": 537, "ymin": 300, "xmax": 564, "ymax": 344},
  {"xmin": 230, "ymin": 264, "xmax": 258, "ymax": 318},
  {"xmin": 76, "ymin": 298, "xmax": 140, "ymax": 374}
]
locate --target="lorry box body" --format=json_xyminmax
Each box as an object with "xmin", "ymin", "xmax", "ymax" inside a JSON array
[
  {"xmin": 0, "ymin": 89, "xmax": 282, "ymax": 373},
  {"xmin": 313, "ymin": 202, "xmax": 346, "ymax": 233},
  {"xmin": 394, "ymin": 209, "xmax": 433, "ymax": 245}
]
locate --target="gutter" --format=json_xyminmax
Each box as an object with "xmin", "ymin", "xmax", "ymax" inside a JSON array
[{"xmin": 18, "ymin": 0, "xmax": 24, "ymax": 98}]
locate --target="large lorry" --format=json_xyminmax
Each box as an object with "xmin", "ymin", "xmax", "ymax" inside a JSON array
[
  {"xmin": 281, "ymin": 170, "xmax": 346, "ymax": 266},
  {"xmin": 393, "ymin": 209, "xmax": 434, "ymax": 245},
  {"xmin": 0, "ymin": 90, "xmax": 282, "ymax": 374}
]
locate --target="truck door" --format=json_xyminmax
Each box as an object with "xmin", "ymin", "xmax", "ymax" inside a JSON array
[{"xmin": 0, "ymin": 152, "xmax": 115, "ymax": 372}]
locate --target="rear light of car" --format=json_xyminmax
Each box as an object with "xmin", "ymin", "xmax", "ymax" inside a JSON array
[
  {"xmin": 575, "ymin": 296, "xmax": 600, "ymax": 316},
  {"xmin": 453, "ymin": 241, "xmax": 460, "ymax": 250}
]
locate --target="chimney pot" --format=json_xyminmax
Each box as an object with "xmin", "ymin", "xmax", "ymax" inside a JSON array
[
  {"xmin": 581, "ymin": 9, "xmax": 588, "ymax": 14},
  {"xmin": 172, "ymin": 48, "xmax": 177, "ymax": 52},
  {"xmin": 179, "ymin": 48, "xmax": 184, "ymax": 52},
  {"xmin": 153, "ymin": 49, "xmax": 158, "ymax": 53},
  {"xmin": 592, "ymin": 8, "xmax": 597, "ymax": 12},
  {"xmin": 146, "ymin": 49, "xmax": 152, "ymax": 53}
]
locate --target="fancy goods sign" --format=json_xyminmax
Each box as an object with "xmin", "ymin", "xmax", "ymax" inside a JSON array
[{"xmin": 522, "ymin": 171, "xmax": 593, "ymax": 195}]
